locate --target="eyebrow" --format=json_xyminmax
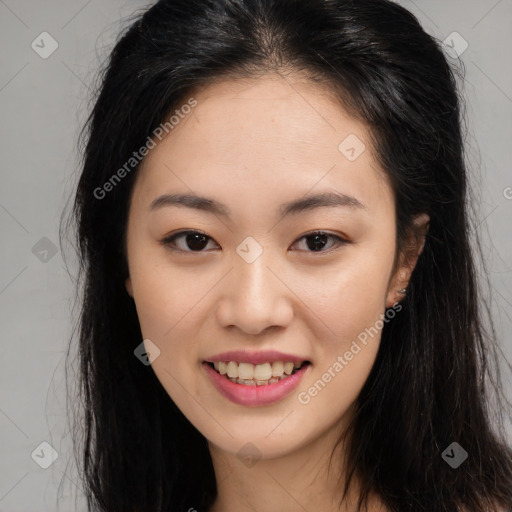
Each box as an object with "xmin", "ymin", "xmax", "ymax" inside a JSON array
[{"xmin": 149, "ymin": 190, "xmax": 366, "ymax": 219}]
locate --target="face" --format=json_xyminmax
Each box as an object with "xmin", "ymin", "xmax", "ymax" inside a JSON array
[{"xmin": 124, "ymin": 73, "xmax": 425, "ymax": 461}]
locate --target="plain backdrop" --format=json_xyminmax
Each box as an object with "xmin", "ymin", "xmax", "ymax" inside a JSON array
[{"xmin": 1, "ymin": 1, "xmax": 511, "ymax": 510}]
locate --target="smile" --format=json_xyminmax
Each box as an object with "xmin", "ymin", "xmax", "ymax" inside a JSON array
[
  {"xmin": 202, "ymin": 360, "xmax": 311, "ymax": 406},
  {"xmin": 206, "ymin": 360, "xmax": 309, "ymax": 385}
]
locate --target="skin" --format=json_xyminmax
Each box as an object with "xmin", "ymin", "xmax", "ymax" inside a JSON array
[{"xmin": 124, "ymin": 72, "xmax": 429, "ymax": 512}]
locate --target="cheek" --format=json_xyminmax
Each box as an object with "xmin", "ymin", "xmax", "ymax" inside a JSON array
[
  {"xmin": 126, "ymin": 250, "xmax": 208, "ymax": 402},
  {"xmin": 130, "ymin": 272, "xmax": 205, "ymax": 416},
  {"xmin": 300, "ymin": 245, "xmax": 395, "ymax": 343},
  {"xmin": 291, "ymin": 259, "xmax": 392, "ymax": 434},
  {"xmin": 128, "ymin": 242, "xmax": 213, "ymax": 338}
]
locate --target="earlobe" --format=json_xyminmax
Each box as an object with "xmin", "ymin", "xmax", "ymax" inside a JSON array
[
  {"xmin": 125, "ymin": 277, "xmax": 133, "ymax": 298},
  {"xmin": 386, "ymin": 262, "xmax": 411, "ymax": 308}
]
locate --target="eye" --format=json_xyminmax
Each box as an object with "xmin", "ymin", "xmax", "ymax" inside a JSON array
[
  {"xmin": 160, "ymin": 230, "xmax": 349, "ymax": 253},
  {"xmin": 161, "ymin": 230, "xmax": 218, "ymax": 252},
  {"xmin": 292, "ymin": 231, "xmax": 348, "ymax": 253}
]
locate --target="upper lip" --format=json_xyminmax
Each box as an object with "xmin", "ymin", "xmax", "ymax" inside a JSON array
[{"xmin": 204, "ymin": 350, "xmax": 311, "ymax": 365}]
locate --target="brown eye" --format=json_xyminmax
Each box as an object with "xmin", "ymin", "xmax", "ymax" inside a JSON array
[
  {"xmin": 162, "ymin": 230, "xmax": 218, "ymax": 252},
  {"xmin": 161, "ymin": 229, "xmax": 348, "ymax": 254},
  {"xmin": 292, "ymin": 231, "xmax": 348, "ymax": 253}
]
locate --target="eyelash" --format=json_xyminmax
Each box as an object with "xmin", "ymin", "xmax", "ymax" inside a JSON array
[{"xmin": 160, "ymin": 229, "xmax": 349, "ymax": 254}]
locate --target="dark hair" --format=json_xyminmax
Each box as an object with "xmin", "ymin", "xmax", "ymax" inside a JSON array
[{"xmin": 62, "ymin": 0, "xmax": 512, "ymax": 511}]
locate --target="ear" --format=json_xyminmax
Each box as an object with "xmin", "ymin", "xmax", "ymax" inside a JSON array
[
  {"xmin": 125, "ymin": 276, "xmax": 134, "ymax": 298},
  {"xmin": 386, "ymin": 213, "xmax": 429, "ymax": 308}
]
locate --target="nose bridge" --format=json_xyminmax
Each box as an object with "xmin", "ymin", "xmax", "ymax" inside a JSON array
[
  {"xmin": 234, "ymin": 234, "xmax": 279, "ymax": 295},
  {"xmin": 237, "ymin": 249, "xmax": 274, "ymax": 296},
  {"xmin": 216, "ymin": 243, "xmax": 293, "ymax": 334}
]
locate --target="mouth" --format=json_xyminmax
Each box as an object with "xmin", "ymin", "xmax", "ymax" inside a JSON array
[
  {"xmin": 202, "ymin": 358, "xmax": 312, "ymax": 406},
  {"xmin": 204, "ymin": 360, "xmax": 311, "ymax": 386}
]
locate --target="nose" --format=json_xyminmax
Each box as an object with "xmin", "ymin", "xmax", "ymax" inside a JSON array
[{"xmin": 215, "ymin": 254, "xmax": 294, "ymax": 335}]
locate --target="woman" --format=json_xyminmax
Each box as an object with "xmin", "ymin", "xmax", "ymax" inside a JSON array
[{"xmin": 65, "ymin": 0, "xmax": 512, "ymax": 510}]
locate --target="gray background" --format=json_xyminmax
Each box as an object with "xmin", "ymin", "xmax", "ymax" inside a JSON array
[{"xmin": 1, "ymin": 1, "xmax": 511, "ymax": 510}]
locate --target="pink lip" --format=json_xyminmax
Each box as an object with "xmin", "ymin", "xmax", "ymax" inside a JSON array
[
  {"xmin": 202, "ymin": 361, "xmax": 310, "ymax": 407},
  {"xmin": 205, "ymin": 350, "xmax": 309, "ymax": 365}
]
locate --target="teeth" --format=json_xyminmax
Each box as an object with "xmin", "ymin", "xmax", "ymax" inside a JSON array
[
  {"xmin": 271, "ymin": 361, "xmax": 284, "ymax": 377},
  {"xmin": 254, "ymin": 362, "xmax": 272, "ymax": 381},
  {"xmin": 211, "ymin": 360, "xmax": 307, "ymax": 384},
  {"xmin": 234, "ymin": 377, "xmax": 283, "ymax": 386},
  {"xmin": 226, "ymin": 361, "xmax": 238, "ymax": 378},
  {"xmin": 284, "ymin": 362, "xmax": 294, "ymax": 375},
  {"xmin": 238, "ymin": 362, "xmax": 254, "ymax": 380},
  {"xmin": 237, "ymin": 379, "xmax": 256, "ymax": 386}
]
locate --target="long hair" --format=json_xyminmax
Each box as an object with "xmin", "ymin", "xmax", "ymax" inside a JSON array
[{"xmin": 62, "ymin": 0, "xmax": 512, "ymax": 510}]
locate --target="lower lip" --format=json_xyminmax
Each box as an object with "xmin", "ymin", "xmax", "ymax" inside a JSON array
[{"xmin": 202, "ymin": 362, "xmax": 310, "ymax": 407}]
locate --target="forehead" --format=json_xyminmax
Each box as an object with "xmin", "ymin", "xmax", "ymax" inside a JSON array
[
  {"xmin": 166, "ymin": 74, "xmax": 364, "ymax": 164},
  {"xmin": 132, "ymin": 73, "xmax": 392, "ymax": 217}
]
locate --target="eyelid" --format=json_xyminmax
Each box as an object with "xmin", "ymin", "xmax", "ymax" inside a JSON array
[{"xmin": 160, "ymin": 229, "xmax": 350, "ymax": 253}]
